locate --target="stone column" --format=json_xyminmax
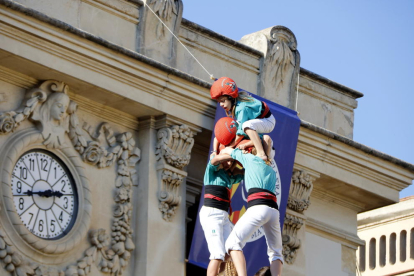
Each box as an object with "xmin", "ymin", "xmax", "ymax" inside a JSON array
[
  {"xmin": 132, "ymin": 115, "xmax": 198, "ymax": 276},
  {"xmin": 282, "ymin": 168, "xmax": 319, "ymax": 276},
  {"xmin": 239, "ymin": 26, "xmax": 300, "ymax": 109},
  {"xmin": 137, "ymin": 0, "xmax": 183, "ymax": 67}
]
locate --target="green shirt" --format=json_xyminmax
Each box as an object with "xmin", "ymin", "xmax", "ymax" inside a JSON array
[
  {"xmin": 234, "ymin": 98, "xmax": 262, "ymax": 136},
  {"xmin": 203, "ymin": 161, "xmax": 244, "ymax": 189},
  {"xmin": 230, "ymin": 148, "xmax": 276, "ymax": 193}
]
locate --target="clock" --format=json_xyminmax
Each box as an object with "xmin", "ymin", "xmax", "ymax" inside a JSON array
[{"xmin": 10, "ymin": 150, "xmax": 78, "ymax": 240}]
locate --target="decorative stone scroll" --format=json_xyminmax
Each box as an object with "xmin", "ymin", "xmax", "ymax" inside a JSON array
[
  {"xmin": 149, "ymin": 0, "xmax": 180, "ymax": 38},
  {"xmin": 239, "ymin": 26, "xmax": 300, "ymax": 109},
  {"xmin": 156, "ymin": 124, "xmax": 194, "ymax": 221},
  {"xmin": 0, "ymin": 80, "xmax": 141, "ymax": 276},
  {"xmin": 281, "ymin": 169, "xmax": 318, "ymax": 265},
  {"xmin": 288, "ymin": 170, "xmax": 314, "ymax": 213},
  {"xmin": 282, "ymin": 213, "xmax": 304, "ymax": 265}
]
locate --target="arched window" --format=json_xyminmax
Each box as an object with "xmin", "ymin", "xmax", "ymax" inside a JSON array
[
  {"xmin": 390, "ymin": 233, "xmax": 396, "ymax": 265},
  {"xmin": 359, "ymin": 241, "xmax": 366, "ymax": 272},
  {"xmin": 411, "ymin": 228, "xmax": 414, "ymax": 260},
  {"xmin": 400, "ymin": 230, "xmax": 407, "ymax": 262},
  {"xmin": 369, "ymin": 238, "xmax": 376, "ymax": 270},
  {"xmin": 380, "ymin": 235, "xmax": 386, "ymax": 267}
]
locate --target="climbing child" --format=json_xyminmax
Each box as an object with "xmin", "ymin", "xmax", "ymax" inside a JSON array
[
  {"xmin": 210, "ymin": 77, "xmax": 276, "ymax": 162},
  {"xmin": 218, "ymin": 146, "xmax": 284, "ymax": 276},
  {"xmin": 200, "ymin": 117, "xmax": 245, "ymax": 276}
]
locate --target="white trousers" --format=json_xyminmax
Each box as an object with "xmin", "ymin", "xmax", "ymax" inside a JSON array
[
  {"xmin": 225, "ymin": 205, "xmax": 284, "ymax": 264},
  {"xmin": 242, "ymin": 114, "xmax": 276, "ymax": 134},
  {"xmin": 199, "ymin": 206, "xmax": 234, "ymax": 261}
]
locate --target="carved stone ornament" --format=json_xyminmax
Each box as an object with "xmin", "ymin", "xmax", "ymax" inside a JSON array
[
  {"xmin": 267, "ymin": 26, "xmax": 298, "ymax": 93},
  {"xmin": 156, "ymin": 124, "xmax": 194, "ymax": 221},
  {"xmin": 148, "ymin": 0, "xmax": 181, "ymax": 39},
  {"xmin": 288, "ymin": 170, "xmax": 314, "ymax": 213},
  {"xmin": 0, "ymin": 80, "xmax": 140, "ymax": 276},
  {"xmin": 239, "ymin": 26, "xmax": 300, "ymax": 108},
  {"xmin": 282, "ymin": 213, "xmax": 304, "ymax": 265}
]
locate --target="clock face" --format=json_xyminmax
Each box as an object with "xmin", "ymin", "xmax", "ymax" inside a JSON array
[{"xmin": 10, "ymin": 150, "xmax": 78, "ymax": 240}]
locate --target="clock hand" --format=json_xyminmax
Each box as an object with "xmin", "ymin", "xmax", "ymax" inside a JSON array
[{"xmin": 24, "ymin": 190, "xmax": 64, "ymax": 198}]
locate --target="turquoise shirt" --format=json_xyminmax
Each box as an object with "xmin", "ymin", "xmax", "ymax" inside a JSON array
[
  {"xmin": 234, "ymin": 98, "xmax": 262, "ymax": 136},
  {"xmin": 203, "ymin": 161, "xmax": 244, "ymax": 189},
  {"xmin": 230, "ymin": 149, "xmax": 276, "ymax": 193}
]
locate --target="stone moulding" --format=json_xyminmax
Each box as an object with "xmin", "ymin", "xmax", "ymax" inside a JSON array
[
  {"xmin": 282, "ymin": 213, "xmax": 304, "ymax": 265},
  {"xmin": 0, "ymin": 80, "xmax": 141, "ymax": 276},
  {"xmin": 156, "ymin": 124, "xmax": 194, "ymax": 221}
]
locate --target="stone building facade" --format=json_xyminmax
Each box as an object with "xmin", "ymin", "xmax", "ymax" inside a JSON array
[
  {"xmin": 357, "ymin": 197, "xmax": 414, "ymax": 276},
  {"xmin": 0, "ymin": 1, "xmax": 412, "ymax": 276}
]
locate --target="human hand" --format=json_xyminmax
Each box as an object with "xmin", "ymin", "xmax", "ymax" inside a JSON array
[
  {"xmin": 210, "ymin": 151, "xmax": 217, "ymax": 159},
  {"xmin": 237, "ymin": 143, "xmax": 247, "ymax": 150}
]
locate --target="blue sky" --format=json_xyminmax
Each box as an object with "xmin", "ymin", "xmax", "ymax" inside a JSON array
[{"xmin": 183, "ymin": 1, "xmax": 414, "ymax": 198}]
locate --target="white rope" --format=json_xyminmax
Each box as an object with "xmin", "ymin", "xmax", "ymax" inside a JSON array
[{"xmin": 144, "ymin": 2, "xmax": 215, "ymax": 80}]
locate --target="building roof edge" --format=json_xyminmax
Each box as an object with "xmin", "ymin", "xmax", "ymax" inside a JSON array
[
  {"xmin": 0, "ymin": 0, "xmax": 213, "ymax": 89},
  {"xmin": 181, "ymin": 18, "xmax": 263, "ymax": 57},
  {"xmin": 301, "ymin": 120, "xmax": 414, "ymax": 173},
  {"xmin": 300, "ymin": 68, "xmax": 364, "ymax": 99}
]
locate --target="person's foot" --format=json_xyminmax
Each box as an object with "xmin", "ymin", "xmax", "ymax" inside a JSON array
[{"xmin": 258, "ymin": 154, "xmax": 268, "ymax": 162}]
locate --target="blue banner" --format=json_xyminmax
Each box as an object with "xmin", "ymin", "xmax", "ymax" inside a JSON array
[{"xmin": 188, "ymin": 93, "xmax": 300, "ymax": 275}]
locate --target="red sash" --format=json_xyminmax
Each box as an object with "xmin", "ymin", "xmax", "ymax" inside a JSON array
[
  {"xmin": 258, "ymin": 101, "xmax": 270, "ymax": 119},
  {"xmin": 247, "ymin": 192, "xmax": 276, "ymax": 203},
  {"xmin": 204, "ymin": 188, "xmax": 233, "ymax": 215}
]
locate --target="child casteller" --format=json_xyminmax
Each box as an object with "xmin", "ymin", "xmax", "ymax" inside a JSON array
[{"xmin": 210, "ymin": 77, "xmax": 276, "ymax": 162}]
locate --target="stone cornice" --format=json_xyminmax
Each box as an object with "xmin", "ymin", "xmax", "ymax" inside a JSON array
[
  {"xmin": 298, "ymin": 127, "xmax": 411, "ymax": 192},
  {"xmin": 300, "ymin": 68, "xmax": 364, "ymax": 99},
  {"xmin": 300, "ymin": 120, "xmax": 414, "ymax": 173},
  {"xmin": 0, "ymin": 3, "xmax": 217, "ymax": 128},
  {"xmin": 181, "ymin": 18, "xmax": 263, "ymax": 58},
  {"xmin": 153, "ymin": 115, "xmax": 202, "ymax": 133},
  {"xmin": 358, "ymin": 212, "xmax": 414, "ymax": 231},
  {"xmin": 0, "ymin": 0, "xmax": 212, "ymax": 90},
  {"xmin": 0, "ymin": 65, "xmax": 140, "ymax": 131},
  {"xmin": 0, "ymin": 64, "xmax": 38, "ymax": 88},
  {"xmin": 69, "ymin": 92, "xmax": 140, "ymax": 130},
  {"xmin": 312, "ymin": 186, "xmax": 365, "ymax": 212},
  {"xmin": 292, "ymin": 164, "xmax": 321, "ymax": 180},
  {"xmin": 306, "ymin": 217, "xmax": 364, "ymax": 249},
  {"xmin": 298, "ymin": 79, "xmax": 357, "ymax": 112}
]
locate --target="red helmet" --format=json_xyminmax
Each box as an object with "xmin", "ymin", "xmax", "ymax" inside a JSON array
[
  {"xmin": 214, "ymin": 117, "xmax": 238, "ymax": 146},
  {"xmin": 210, "ymin": 77, "xmax": 239, "ymax": 100}
]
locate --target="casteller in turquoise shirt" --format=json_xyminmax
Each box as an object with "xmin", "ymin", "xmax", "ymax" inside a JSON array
[
  {"xmin": 230, "ymin": 148, "xmax": 276, "ymax": 193},
  {"xmin": 234, "ymin": 98, "xmax": 263, "ymax": 136},
  {"xmin": 203, "ymin": 161, "xmax": 244, "ymax": 189}
]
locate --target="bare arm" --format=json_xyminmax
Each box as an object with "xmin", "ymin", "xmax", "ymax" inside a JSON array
[
  {"xmin": 227, "ymin": 135, "xmax": 244, "ymax": 148},
  {"xmin": 210, "ymin": 137, "xmax": 220, "ymax": 159},
  {"xmin": 210, "ymin": 153, "xmax": 233, "ymax": 165}
]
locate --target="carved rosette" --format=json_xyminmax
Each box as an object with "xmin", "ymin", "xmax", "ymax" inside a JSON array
[
  {"xmin": 288, "ymin": 170, "xmax": 314, "ymax": 213},
  {"xmin": 0, "ymin": 80, "xmax": 141, "ymax": 275},
  {"xmin": 282, "ymin": 213, "xmax": 304, "ymax": 264},
  {"xmin": 156, "ymin": 124, "xmax": 194, "ymax": 221}
]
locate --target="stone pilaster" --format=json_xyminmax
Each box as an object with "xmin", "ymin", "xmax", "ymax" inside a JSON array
[
  {"xmin": 240, "ymin": 26, "xmax": 300, "ymax": 109},
  {"xmin": 131, "ymin": 115, "xmax": 199, "ymax": 276}
]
